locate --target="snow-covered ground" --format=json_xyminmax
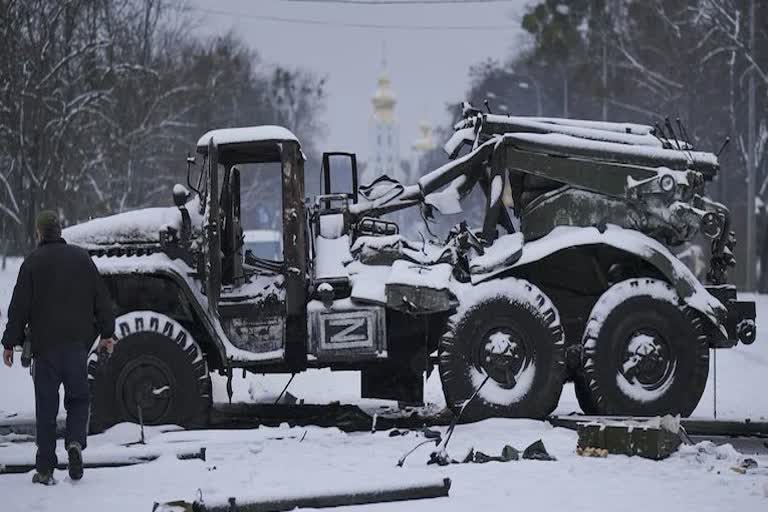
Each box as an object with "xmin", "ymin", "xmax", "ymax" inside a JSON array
[
  {"xmin": 1, "ymin": 257, "xmax": 767, "ymax": 510},
  {"xmin": 3, "ymin": 418, "xmax": 768, "ymax": 511}
]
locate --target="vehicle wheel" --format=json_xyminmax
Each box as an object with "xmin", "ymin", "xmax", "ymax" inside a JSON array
[
  {"xmin": 88, "ymin": 311, "xmax": 211, "ymax": 433},
  {"xmin": 438, "ymin": 279, "xmax": 566, "ymax": 421},
  {"xmin": 581, "ymin": 278, "xmax": 709, "ymax": 417}
]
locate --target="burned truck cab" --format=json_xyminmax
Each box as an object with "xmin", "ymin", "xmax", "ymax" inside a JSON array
[{"xmin": 193, "ymin": 127, "xmax": 308, "ymax": 369}]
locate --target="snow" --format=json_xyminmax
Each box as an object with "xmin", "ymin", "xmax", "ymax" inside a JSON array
[
  {"xmin": 584, "ymin": 278, "xmax": 680, "ymax": 339},
  {"xmin": 489, "ymin": 174, "xmax": 504, "ymax": 206},
  {"xmin": 484, "ymin": 114, "xmax": 664, "ymax": 147},
  {"xmin": 350, "ymin": 234, "xmax": 406, "ymax": 260},
  {"xmin": 172, "ymin": 183, "xmax": 188, "ymax": 197},
  {"xmin": 93, "ymin": 253, "xmax": 191, "ymax": 276},
  {"xmin": 424, "ymin": 179, "xmax": 463, "ymax": 215},
  {"xmin": 318, "ymin": 213, "xmax": 346, "ymax": 239},
  {"xmin": 387, "ymin": 261, "xmax": 453, "ymax": 291},
  {"xmin": 196, "ymin": 126, "xmax": 298, "ymax": 148},
  {"xmin": 468, "ymin": 233, "xmax": 524, "ymax": 275},
  {"xmin": 243, "ymin": 229, "xmax": 281, "ymax": 243},
  {"xmin": 314, "ymin": 235, "xmax": 352, "ymax": 279},
  {"xmin": 348, "ymin": 261, "xmax": 391, "ymax": 304},
  {"xmin": 581, "ymin": 415, "xmax": 681, "ymax": 434},
  {"xmin": 3, "ymin": 414, "xmax": 766, "ymax": 511},
  {"xmin": 1, "ymin": 260, "xmax": 768, "ymax": 510},
  {"xmin": 528, "ymin": 116, "xmax": 653, "ymax": 136},
  {"xmin": 454, "ymin": 110, "xmax": 655, "ymax": 137},
  {"xmin": 349, "ymin": 235, "xmax": 449, "ymax": 267},
  {"xmin": 506, "ymin": 132, "xmax": 716, "ymax": 169},
  {"xmin": 442, "ymin": 126, "xmax": 476, "ymax": 156},
  {"xmin": 420, "ymin": 138, "xmax": 495, "ymax": 194},
  {"xmin": 191, "ymin": 474, "xmax": 450, "ymax": 510},
  {"xmin": 359, "ymin": 176, "xmax": 404, "ymax": 202},
  {"xmin": 346, "ymin": 248, "xmax": 455, "ymax": 305},
  {"xmin": 64, "ymin": 198, "xmax": 202, "ymax": 247}
]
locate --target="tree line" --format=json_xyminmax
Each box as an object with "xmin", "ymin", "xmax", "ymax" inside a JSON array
[
  {"xmin": 0, "ymin": 0, "xmax": 326, "ymax": 252},
  {"xmin": 420, "ymin": 0, "xmax": 766, "ymax": 290}
]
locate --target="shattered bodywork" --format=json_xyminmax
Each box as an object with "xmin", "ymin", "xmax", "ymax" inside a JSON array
[{"xmin": 67, "ymin": 102, "xmax": 754, "ymax": 418}]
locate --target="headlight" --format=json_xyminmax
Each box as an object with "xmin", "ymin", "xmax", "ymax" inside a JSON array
[
  {"xmin": 660, "ymin": 174, "xmax": 676, "ymax": 193},
  {"xmin": 700, "ymin": 212, "xmax": 723, "ymax": 238}
]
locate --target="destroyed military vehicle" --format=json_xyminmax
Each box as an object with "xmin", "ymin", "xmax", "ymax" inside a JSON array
[{"xmin": 64, "ymin": 103, "xmax": 756, "ymax": 431}]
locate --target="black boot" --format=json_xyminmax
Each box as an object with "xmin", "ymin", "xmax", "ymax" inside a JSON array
[
  {"xmin": 32, "ymin": 471, "xmax": 56, "ymax": 486},
  {"xmin": 67, "ymin": 442, "xmax": 84, "ymax": 480}
]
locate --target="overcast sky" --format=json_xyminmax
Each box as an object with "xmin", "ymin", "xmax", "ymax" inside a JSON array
[{"xmin": 187, "ymin": 0, "xmax": 530, "ymax": 161}]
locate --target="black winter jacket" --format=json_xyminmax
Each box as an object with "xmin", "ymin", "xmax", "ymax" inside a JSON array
[{"xmin": 1, "ymin": 238, "xmax": 115, "ymax": 354}]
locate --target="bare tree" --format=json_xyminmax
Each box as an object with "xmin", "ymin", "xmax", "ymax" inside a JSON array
[{"xmin": 0, "ymin": 0, "xmax": 327, "ymax": 250}]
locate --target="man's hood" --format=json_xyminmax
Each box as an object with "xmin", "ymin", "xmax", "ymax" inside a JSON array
[{"xmin": 63, "ymin": 197, "xmax": 201, "ymax": 248}]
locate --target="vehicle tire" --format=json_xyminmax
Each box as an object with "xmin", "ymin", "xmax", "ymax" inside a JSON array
[
  {"xmin": 88, "ymin": 311, "xmax": 211, "ymax": 433},
  {"xmin": 581, "ymin": 278, "xmax": 709, "ymax": 417},
  {"xmin": 438, "ymin": 279, "xmax": 566, "ymax": 421}
]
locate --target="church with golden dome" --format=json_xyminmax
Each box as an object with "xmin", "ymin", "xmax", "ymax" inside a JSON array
[
  {"xmin": 365, "ymin": 61, "xmax": 435, "ymax": 187},
  {"xmin": 367, "ymin": 66, "xmax": 400, "ymax": 185}
]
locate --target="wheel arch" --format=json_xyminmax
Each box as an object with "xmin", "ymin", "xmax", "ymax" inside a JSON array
[
  {"xmin": 472, "ymin": 225, "xmax": 727, "ymax": 337},
  {"xmin": 98, "ymin": 265, "xmax": 226, "ymax": 370}
]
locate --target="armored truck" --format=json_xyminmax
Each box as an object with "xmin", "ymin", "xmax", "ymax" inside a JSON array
[{"xmin": 65, "ymin": 105, "xmax": 756, "ymax": 431}]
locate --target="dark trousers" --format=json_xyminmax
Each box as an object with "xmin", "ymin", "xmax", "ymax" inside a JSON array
[{"xmin": 33, "ymin": 347, "xmax": 89, "ymax": 473}]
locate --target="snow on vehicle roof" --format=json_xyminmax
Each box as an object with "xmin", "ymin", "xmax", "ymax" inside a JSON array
[
  {"xmin": 64, "ymin": 198, "xmax": 203, "ymax": 247},
  {"xmin": 196, "ymin": 126, "xmax": 299, "ymax": 149}
]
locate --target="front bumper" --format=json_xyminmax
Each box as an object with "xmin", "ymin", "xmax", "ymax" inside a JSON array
[{"xmin": 706, "ymin": 285, "xmax": 756, "ymax": 348}]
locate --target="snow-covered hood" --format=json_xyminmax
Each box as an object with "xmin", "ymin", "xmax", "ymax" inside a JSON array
[{"xmin": 64, "ymin": 198, "xmax": 202, "ymax": 248}]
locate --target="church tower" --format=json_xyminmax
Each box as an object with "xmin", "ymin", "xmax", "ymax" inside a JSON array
[
  {"xmin": 366, "ymin": 65, "xmax": 401, "ymax": 185},
  {"xmin": 411, "ymin": 117, "xmax": 435, "ymax": 175}
]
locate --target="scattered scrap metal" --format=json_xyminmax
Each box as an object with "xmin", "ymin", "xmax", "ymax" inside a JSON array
[
  {"xmin": 0, "ymin": 447, "xmax": 206, "ymax": 475},
  {"xmin": 398, "ymin": 376, "xmax": 555, "ymax": 467},
  {"xmin": 152, "ymin": 477, "xmax": 452, "ymax": 512},
  {"xmin": 438, "ymin": 439, "xmax": 557, "ymax": 466}
]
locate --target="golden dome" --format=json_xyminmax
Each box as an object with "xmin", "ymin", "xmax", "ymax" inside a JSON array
[
  {"xmin": 372, "ymin": 70, "xmax": 396, "ymax": 123},
  {"xmin": 413, "ymin": 118, "xmax": 435, "ymax": 151}
]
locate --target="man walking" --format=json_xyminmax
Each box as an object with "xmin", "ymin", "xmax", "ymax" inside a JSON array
[{"xmin": 2, "ymin": 211, "xmax": 115, "ymax": 485}]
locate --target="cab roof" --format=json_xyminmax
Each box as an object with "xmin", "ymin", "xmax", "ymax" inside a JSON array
[
  {"xmin": 196, "ymin": 126, "xmax": 300, "ymax": 164},
  {"xmin": 196, "ymin": 126, "xmax": 299, "ymax": 149}
]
